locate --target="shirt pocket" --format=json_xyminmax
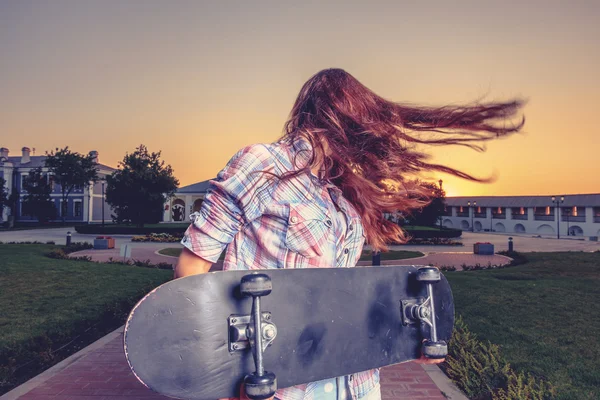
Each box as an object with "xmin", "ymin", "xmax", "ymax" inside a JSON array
[{"xmin": 285, "ymin": 204, "xmax": 330, "ymax": 258}]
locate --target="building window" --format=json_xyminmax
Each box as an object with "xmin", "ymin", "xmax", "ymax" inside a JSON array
[
  {"xmin": 57, "ymin": 199, "xmax": 66, "ymax": 217},
  {"xmin": 74, "ymin": 201, "xmax": 82, "ymax": 217}
]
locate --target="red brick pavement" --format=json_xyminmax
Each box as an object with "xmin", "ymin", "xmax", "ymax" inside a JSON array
[{"xmin": 15, "ymin": 333, "xmax": 447, "ymax": 400}]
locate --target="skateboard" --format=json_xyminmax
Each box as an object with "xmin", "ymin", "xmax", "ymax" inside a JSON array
[{"xmin": 124, "ymin": 266, "xmax": 454, "ymax": 400}]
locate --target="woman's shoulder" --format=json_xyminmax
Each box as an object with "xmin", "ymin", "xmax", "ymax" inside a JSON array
[{"xmin": 231, "ymin": 139, "xmax": 301, "ymax": 171}]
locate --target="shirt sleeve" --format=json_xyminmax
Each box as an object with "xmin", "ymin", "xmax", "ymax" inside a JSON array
[{"xmin": 181, "ymin": 144, "xmax": 275, "ymax": 263}]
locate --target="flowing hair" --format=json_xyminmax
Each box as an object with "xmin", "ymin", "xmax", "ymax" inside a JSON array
[{"xmin": 282, "ymin": 68, "xmax": 525, "ymax": 251}]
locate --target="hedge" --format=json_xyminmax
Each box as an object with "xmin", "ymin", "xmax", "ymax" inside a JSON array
[
  {"xmin": 403, "ymin": 227, "xmax": 462, "ymax": 239},
  {"xmin": 75, "ymin": 225, "xmax": 187, "ymax": 235},
  {"xmin": 443, "ymin": 317, "xmax": 555, "ymax": 399}
]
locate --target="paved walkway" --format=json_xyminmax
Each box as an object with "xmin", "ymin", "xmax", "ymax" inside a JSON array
[
  {"xmin": 4, "ymin": 328, "xmax": 465, "ymax": 400},
  {"xmin": 72, "ymin": 245, "xmax": 512, "ymax": 270}
]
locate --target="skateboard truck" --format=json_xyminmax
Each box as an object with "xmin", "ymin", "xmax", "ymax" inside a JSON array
[
  {"xmin": 233, "ymin": 273, "xmax": 277, "ymax": 400},
  {"xmin": 401, "ymin": 267, "xmax": 448, "ymax": 359}
]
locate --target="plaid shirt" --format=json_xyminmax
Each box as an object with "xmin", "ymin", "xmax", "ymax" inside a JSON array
[{"xmin": 182, "ymin": 137, "xmax": 380, "ymax": 400}]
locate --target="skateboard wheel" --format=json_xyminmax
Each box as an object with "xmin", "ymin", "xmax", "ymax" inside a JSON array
[
  {"xmin": 241, "ymin": 273, "xmax": 272, "ymax": 297},
  {"xmin": 422, "ymin": 340, "xmax": 448, "ymax": 359},
  {"xmin": 416, "ymin": 267, "xmax": 441, "ymax": 283},
  {"xmin": 244, "ymin": 371, "xmax": 277, "ymax": 399}
]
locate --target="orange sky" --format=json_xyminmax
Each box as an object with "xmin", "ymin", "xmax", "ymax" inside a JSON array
[{"xmin": 1, "ymin": 1, "xmax": 599, "ymax": 197}]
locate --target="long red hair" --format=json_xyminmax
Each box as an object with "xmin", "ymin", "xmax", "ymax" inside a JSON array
[{"xmin": 282, "ymin": 68, "xmax": 525, "ymax": 251}]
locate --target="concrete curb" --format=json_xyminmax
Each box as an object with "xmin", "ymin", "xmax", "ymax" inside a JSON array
[
  {"xmin": 154, "ymin": 249, "xmax": 178, "ymax": 259},
  {"xmin": 0, "ymin": 327, "xmax": 124, "ymax": 400},
  {"xmin": 420, "ymin": 364, "xmax": 468, "ymax": 400}
]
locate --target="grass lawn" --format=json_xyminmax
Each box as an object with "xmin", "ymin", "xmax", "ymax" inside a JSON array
[
  {"xmin": 445, "ymin": 252, "xmax": 600, "ymax": 400},
  {"xmin": 402, "ymin": 225, "xmax": 443, "ymax": 231},
  {"xmin": 0, "ymin": 244, "xmax": 172, "ymax": 394},
  {"xmin": 159, "ymin": 247, "xmax": 423, "ymax": 262}
]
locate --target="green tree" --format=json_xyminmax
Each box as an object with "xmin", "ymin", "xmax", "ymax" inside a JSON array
[
  {"xmin": 405, "ymin": 180, "xmax": 446, "ymax": 227},
  {"xmin": 22, "ymin": 168, "xmax": 57, "ymax": 223},
  {"xmin": 0, "ymin": 177, "xmax": 8, "ymax": 221},
  {"xmin": 44, "ymin": 147, "xmax": 99, "ymax": 224},
  {"xmin": 105, "ymin": 145, "xmax": 179, "ymax": 227}
]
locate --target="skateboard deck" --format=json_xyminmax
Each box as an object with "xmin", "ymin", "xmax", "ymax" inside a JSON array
[{"xmin": 124, "ymin": 266, "xmax": 454, "ymax": 399}]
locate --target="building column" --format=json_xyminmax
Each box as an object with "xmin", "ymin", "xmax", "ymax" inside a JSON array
[
  {"xmin": 86, "ymin": 183, "xmax": 93, "ymax": 222},
  {"xmin": 163, "ymin": 198, "xmax": 171, "ymax": 222},
  {"xmin": 185, "ymin": 195, "xmax": 192, "ymax": 221}
]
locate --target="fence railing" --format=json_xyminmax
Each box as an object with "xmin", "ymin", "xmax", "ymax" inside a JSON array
[{"xmin": 511, "ymin": 214, "xmax": 528, "ymax": 220}]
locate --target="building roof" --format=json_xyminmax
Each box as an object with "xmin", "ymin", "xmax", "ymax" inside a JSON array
[
  {"xmin": 446, "ymin": 194, "xmax": 600, "ymax": 207},
  {"xmin": 177, "ymin": 179, "xmax": 212, "ymax": 194},
  {"xmin": 0, "ymin": 156, "xmax": 116, "ymax": 172}
]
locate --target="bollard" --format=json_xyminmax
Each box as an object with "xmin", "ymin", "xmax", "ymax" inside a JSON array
[
  {"xmin": 372, "ymin": 251, "xmax": 381, "ymax": 266},
  {"xmin": 508, "ymin": 237, "xmax": 513, "ymax": 252},
  {"xmin": 66, "ymin": 231, "xmax": 72, "ymax": 246}
]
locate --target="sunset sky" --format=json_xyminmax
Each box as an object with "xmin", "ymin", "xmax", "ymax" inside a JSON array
[{"xmin": 1, "ymin": 1, "xmax": 598, "ymax": 197}]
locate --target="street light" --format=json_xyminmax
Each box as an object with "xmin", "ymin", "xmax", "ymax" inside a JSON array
[
  {"xmin": 551, "ymin": 196, "xmax": 564, "ymax": 239},
  {"xmin": 467, "ymin": 200, "xmax": 477, "ymax": 232},
  {"xmin": 101, "ymin": 180, "xmax": 105, "ymax": 228},
  {"xmin": 438, "ymin": 179, "xmax": 443, "ymax": 230}
]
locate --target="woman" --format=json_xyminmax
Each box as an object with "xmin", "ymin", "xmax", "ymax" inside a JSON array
[{"xmin": 175, "ymin": 68, "xmax": 524, "ymax": 400}]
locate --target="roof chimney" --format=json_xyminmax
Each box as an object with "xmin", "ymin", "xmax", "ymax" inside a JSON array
[
  {"xmin": 0, "ymin": 148, "xmax": 8, "ymax": 158},
  {"xmin": 89, "ymin": 150, "xmax": 99, "ymax": 163},
  {"xmin": 21, "ymin": 147, "xmax": 31, "ymax": 164}
]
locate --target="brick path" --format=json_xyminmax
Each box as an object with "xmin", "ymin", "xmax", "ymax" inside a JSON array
[{"xmin": 11, "ymin": 331, "xmax": 454, "ymax": 400}]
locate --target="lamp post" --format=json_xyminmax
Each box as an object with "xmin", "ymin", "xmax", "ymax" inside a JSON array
[
  {"xmin": 467, "ymin": 200, "xmax": 476, "ymax": 232},
  {"xmin": 551, "ymin": 196, "xmax": 564, "ymax": 239},
  {"xmin": 438, "ymin": 179, "xmax": 443, "ymax": 230},
  {"xmin": 101, "ymin": 180, "xmax": 105, "ymax": 228}
]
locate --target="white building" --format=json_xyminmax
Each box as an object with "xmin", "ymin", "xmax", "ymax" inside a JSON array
[
  {"xmin": 163, "ymin": 180, "xmax": 211, "ymax": 223},
  {"xmin": 443, "ymin": 194, "xmax": 600, "ymax": 239},
  {"xmin": 0, "ymin": 147, "xmax": 115, "ymax": 224}
]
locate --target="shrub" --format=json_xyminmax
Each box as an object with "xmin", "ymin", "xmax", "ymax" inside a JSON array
[
  {"xmin": 46, "ymin": 249, "xmax": 92, "ymax": 261},
  {"xmin": 403, "ymin": 227, "xmax": 463, "ymax": 239},
  {"xmin": 406, "ymin": 238, "xmax": 463, "ymax": 246},
  {"xmin": 131, "ymin": 233, "xmax": 182, "ymax": 243},
  {"xmin": 64, "ymin": 242, "xmax": 93, "ymax": 254},
  {"xmin": 439, "ymin": 265, "xmax": 457, "ymax": 272},
  {"xmin": 496, "ymin": 251, "xmax": 528, "ymax": 266},
  {"xmin": 105, "ymin": 257, "xmax": 173, "ymax": 270},
  {"xmin": 443, "ymin": 317, "xmax": 555, "ymax": 399},
  {"xmin": 75, "ymin": 225, "xmax": 186, "ymax": 235},
  {"xmin": 492, "ymin": 370, "xmax": 556, "ymax": 400}
]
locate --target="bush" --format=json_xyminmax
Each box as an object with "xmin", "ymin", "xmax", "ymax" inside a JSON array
[
  {"xmin": 403, "ymin": 227, "xmax": 463, "ymax": 239},
  {"xmin": 496, "ymin": 251, "xmax": 528, "ymax": 266},
  {"xmin": 46, "ymin": 249, "xmax": 92, "ymax": 261},
  {"xmin": 443, "ymin": 317, "xmax": 555, "ymax": 399},
  {"xmin": 105, "ymin": 257, "xmax": 173, "ymax": 270},
  {"xmin": 439, "ymin": 265, "xmax": 457, "ymax": 272},
  {"xmin": 131, "ymin": 233, "xmax": 182, "ymax": 243},
  {"xmin": 64, "ymin": 242, "xmax": 93, "ymax": 254},
  {"xmin": 406, "ymin": 238, "xmax": 462, "ymax": 245},
  {"xmin": 75, "ymin": 225, "xmax": 186, "ymax": 235}
]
